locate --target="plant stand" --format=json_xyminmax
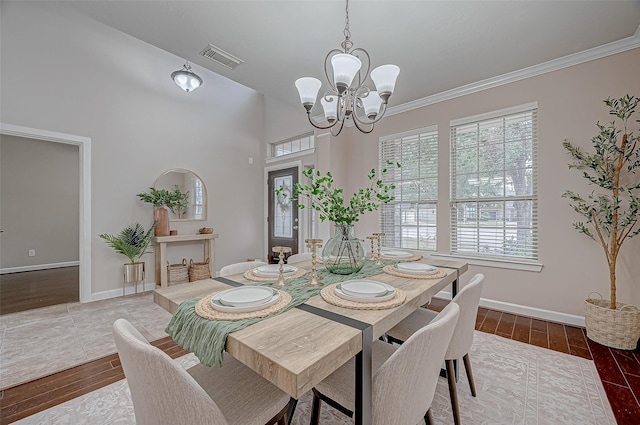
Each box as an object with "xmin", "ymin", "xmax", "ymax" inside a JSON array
[
  {"xmin": 585, "ymin": 293, "xmax": 640, "ymax": 350},
  {"xmin": 123, "ymin": 262, "xmax": 145, "ymax": 296}
]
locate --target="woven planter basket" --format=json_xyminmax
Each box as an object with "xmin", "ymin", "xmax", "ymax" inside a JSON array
[
  {"xmin": 167, "ymin": 259, "xmax": 188, "ymax": 286},
  {"xmin": 585, "ymin": 293, "xmax": 640, "ymax": 350},
  {"xmin": 188, "ymin": 258, "xmax": 211, "ymax": 282}
]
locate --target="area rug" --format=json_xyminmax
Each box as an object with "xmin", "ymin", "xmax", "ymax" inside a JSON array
[{"xmin": 14, "ymin": 332, "xmax": 615, "ymax": 425}]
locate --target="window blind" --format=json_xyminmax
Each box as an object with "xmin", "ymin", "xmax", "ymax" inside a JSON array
[
  {"xmin": 450, "ymin": 107, "xmax": 538, "ymax": 260},
  {"xmin": 379, "ymin": 126, "xmax": 438, "ymax": 251}
]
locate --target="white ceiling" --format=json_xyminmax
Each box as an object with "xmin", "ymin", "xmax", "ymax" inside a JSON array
[{"xmin": 59, "ymin": 1, "xmax": 640, "ymax": 110}]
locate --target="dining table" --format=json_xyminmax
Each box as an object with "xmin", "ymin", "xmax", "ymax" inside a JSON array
[{"xmin": 153, "ymin": 256, "xmax": 467, "ymax": 425}]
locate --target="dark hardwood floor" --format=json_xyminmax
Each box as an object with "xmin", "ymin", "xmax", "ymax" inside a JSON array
[{"xmin": 0, "ymin": 267, "xmax": 79, "ymax": 315}]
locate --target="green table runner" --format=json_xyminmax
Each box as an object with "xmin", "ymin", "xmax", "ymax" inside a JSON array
[{"xmin": 165, "ymin": 261, "xmax": 395, "ymax": 367}]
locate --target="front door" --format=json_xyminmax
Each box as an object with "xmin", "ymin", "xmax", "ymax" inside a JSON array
[{"xmin": 267, "ymin": 167, "xmax": 299, "ymax": 263}]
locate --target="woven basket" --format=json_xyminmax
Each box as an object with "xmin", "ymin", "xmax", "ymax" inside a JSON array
[
  {"xmin": 167, "ymin": 259, "xmax": 188, "ymax": 286},
  {"xmin": 189, "ymin": 258, "xmax": 211, "ymax": 282},
  {"xmin": 585, "ymin": 292, "xmax": 640, "ymax": 350}
]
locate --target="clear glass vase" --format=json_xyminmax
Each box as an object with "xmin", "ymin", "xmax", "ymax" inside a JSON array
[{"xmin": 322, "ymin": 223, "xmax": 366, "ymax": 275}]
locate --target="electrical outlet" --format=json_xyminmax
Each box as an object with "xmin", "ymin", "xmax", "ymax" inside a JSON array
[{"xmin": 28, "ymin": 249, "xmax": 36, "ymax": 257}]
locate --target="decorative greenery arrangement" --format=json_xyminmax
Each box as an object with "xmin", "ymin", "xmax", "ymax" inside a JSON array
[
  {"xmin": 562, "ymin": 94, "xmax": 640, "ymax": 309},
  {"xmin": 137, "ymin": 187, "xmax": 189, "ymax": 217},
  {"xmin": 286, "ymin": 161, "xmax": 400, "ymax": 225},
  {"xmin": 99, "ymin": 222, "xmax": 156, "ymax": 264}
]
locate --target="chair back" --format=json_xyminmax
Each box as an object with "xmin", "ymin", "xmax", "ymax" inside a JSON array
[
  {"xmin": 373, "ymin": 303, "xmax": 459, "ymax": 425},
  {"xmin": 219, "ymin": 261, "xmax": 267, "ymax": 277},
  {"xmin": 286, "ymin": 253, "xmax": 313, "ymax": 264},
  {"xmin": 446, "ymin": 273, "xmax": 485, "ymax": 360},
  {"xmin": 113, "ymin": 319, "xmax": 229, "ymax": 425}
]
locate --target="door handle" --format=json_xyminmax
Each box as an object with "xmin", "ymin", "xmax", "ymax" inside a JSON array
[{"xmin": 293, "ymin": 226, "xmax": 299, "ymax": 231}]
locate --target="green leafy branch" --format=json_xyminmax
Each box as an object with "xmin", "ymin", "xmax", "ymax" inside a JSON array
[
  {"xmin": 137, "ymin": 187, "xmax": 189, "ymax": 212},
  {"xmin": 277, "ymin": 161, "xmax": 400, "ymax": 225}
]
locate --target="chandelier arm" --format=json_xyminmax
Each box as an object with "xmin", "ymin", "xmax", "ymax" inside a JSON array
[
  {"xmin": 351, "ymin": 115, "xmax": 375, "ymax": 134},
  {"xmin": 350, "ymin": 48, "xmax": 371, "ymax": 89},
  {"xmin": 330, "ymin": 118, "xmax": 346, "ymax": 137},
  {"xmin": 306, "ymin": 112, "xmax": 340, "ymax": 130}
]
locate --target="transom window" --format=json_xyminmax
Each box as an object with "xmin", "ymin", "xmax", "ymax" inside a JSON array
[
  {"xmin": 450, "ymin": 103, "xmax": 538, "ymax": 260},
  {"xmin": 379, "ymin": 126, "xmax": 438, "ymax": 251},
  {"xmin": 272, "ymin": 133, "xmax": 315, "ymax": 157}
]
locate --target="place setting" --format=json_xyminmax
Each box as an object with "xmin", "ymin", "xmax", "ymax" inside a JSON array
[
  {"xmin": 195, "ymin": 285, "xmax": 292, "ymax": 321},
  {"xmin": 321, "ymin": 278, "xmax": 406, "ymax": 310},
  {"xmin": 383, "ymin": 261, "xmax": 447, "ymax": 279},
  {"xmin": 379, "ymin": 248, "xmax": 423, "ymax": 261},
  {"xmin": 243, "ymin": 262, "xmax": 307, "ymax": 282}
]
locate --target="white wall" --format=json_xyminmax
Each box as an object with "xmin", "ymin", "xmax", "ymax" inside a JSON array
[
  {"xmin": 342, "ymin": 48, "xmax": 640, "ymax": 318},
  {"xmin": 1, "ymin": 2, "xmax": 267, "ymax": 294},
  {"xmin": 0, "ymin": 135, "xmax": 79, "ymax": 268}
]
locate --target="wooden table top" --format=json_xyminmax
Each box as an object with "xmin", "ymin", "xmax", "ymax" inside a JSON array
[{"xmin": 153, "ymin": 258, "xmax": 464, "ymax": 398}]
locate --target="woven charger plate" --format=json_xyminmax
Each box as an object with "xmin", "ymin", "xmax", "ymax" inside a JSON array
[
  {"xmin": 380, "ymin": 254, "xmax": 423, "ymax": 262},
  {"xmin": 382, "ymin": 265, "xmax": 447, "ymax": 280},
  {"xmin": 195, "ymin": 289, "xmax": 292, "ymax": 321},
  {"xmin": 320, "ymin": 283, "xmax": 406, "ymax": 310},
  {"xmin": 243, "ymin": 268, "xmax": 307, "ymax": 282}
]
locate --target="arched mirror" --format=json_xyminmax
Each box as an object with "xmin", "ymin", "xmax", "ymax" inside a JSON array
[{"xmin": 154, "ymin": 169, "xmax": 207, "ymax": 221}]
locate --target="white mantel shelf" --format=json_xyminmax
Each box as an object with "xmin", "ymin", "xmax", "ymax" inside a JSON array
[{"xmin": 154, "ymin": 233, "xmax": 219, "ymax": 288}]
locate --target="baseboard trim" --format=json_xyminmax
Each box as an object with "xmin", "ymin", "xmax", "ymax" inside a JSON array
[
  {"xmin": 0, "ymin": 261, "xmax": 80, "ymax": 275},
  {"xmin": 90, "ymin": 282, "xmax": 157, "ymax": 301},
  {"xmin": 436, "ymin": 290, "xmax": 585, "ymax": 327}
]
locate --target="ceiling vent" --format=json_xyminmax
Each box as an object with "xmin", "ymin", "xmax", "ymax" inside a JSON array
[{"xmin": 199, "ymin": 44, "xmax": 243, "ymax": 70}]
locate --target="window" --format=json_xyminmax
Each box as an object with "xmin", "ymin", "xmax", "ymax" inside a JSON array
[
  {"xmin": 272, "ymin": 133, "xmax": 315, "ymax": 157},
  {"xmin": 380, "ymin": 127, "xmax": 438, "ymax": 251},
  {"xmin": 450, "ymin": 103, "xmax": 538, "ymax": 260}
]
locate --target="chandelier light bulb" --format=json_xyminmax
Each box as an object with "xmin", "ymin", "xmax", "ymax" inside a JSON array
[
  {"xmin": 171, "ymin": 61, "xmax": 203, "ymax": 93},
  {"xmin": 321, "ymin": 95, "xmax": 339, "ymax": 123},
  {"xmin": 360, "ymin": 91, "xmax": 383, "ymax": 119},
  {"xmin": 331, "ymin": 53, "xmax": 362, "ymax": 94},
  {"xmin": 370, "ymin": 64, "xmax": 400, "ymax": 102},
  {"xmin": 295, "ymin": 77, "xmax": 322, "ymax": 111}
]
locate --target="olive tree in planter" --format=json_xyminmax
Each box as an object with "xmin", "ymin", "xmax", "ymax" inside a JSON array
[
  {"xmin": 562, "ymin": 94, "xmax": 640, "ymax": 349},
  {"xmin": 99, "ymin": 222, "xmax": 156, "ymax": 295}
]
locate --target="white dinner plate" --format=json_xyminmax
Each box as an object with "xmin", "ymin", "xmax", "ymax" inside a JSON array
[
  {"xmin": 253, "ymin": 264, "xmax": 297, "ymax": 276},
  {"xmin": 218, "ymin": 286, "xmax": 275, "ymax": 307},
  {"xmin": 211, "ymin": 288, "xmax": 280, "ymax": 313},
  {"xmin": 381, "ymin": 249, "xmax": 413, "ymax": 258},
  {"xmin": 340, "ymin": 280, "xmax": 389, "ymax": 297},
  {"xmin": 395, "ymin": 262, "xmax": 438, "ymax": 275},
  {"xmin": 335, "ymin": 281, "xmax": 396, "ymax": 303}
]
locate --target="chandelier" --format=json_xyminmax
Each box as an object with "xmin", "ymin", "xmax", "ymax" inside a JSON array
[
  {"xmin": 171, "ymin": 61, "xmax": 203, "ymax": 93},
  {"xmin": 294, "ymin": 0, "xmax": 399, "ymax": 136}
]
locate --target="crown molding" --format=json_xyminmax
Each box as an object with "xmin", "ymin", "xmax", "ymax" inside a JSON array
[{"xmin": 386, "ymin": 27, "xmax": 640, "ymax": 117}]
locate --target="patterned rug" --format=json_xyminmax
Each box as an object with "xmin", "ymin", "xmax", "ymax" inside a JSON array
[{"xmin": 14, "ymin": 332, "xmax": 614, "ymax": 424}]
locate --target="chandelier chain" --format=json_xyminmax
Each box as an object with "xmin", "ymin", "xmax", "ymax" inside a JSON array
[{"xmin": 343, "ymin": 0, "xmax": 351, "ymax": 44}]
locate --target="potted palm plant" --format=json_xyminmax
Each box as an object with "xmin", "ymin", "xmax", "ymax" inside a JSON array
[
  {"xmin": 562, "ymin": 94, "xmax": 640, "ymax": 349},
  {"xmin": 137, "ymin": 187, "xmax": 189, "ymax": 236},
  {"xmin": 99, "ymin": 222, "xmax": 156, "ymax": 294}
]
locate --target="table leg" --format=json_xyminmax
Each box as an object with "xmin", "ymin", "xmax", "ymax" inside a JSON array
[
  {"xmin": 355, "ymin": 326, "xmax": 373, "ymax": 425},
  {"xmin": 159, "ymin": 242, "xmax": 168, "ymax": 288}
]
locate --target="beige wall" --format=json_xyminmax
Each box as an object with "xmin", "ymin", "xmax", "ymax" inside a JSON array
[
  {"xmin": 1, "ymin": 2, "xmax": 267, "ymax": 294},
  {"xmin": 343, "ymin": 48, "xmax": 640, "ymax": 317},
  {"xmin": 0, "ymin": 135, "xmax": 79, "ymax": 268}
]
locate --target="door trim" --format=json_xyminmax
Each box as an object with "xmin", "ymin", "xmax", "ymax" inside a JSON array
[
  {"xmin": 263, "ymin": 160, "xmax": 303, "ymax": 261},
  {"xmin": 0, "ymin": 123, "xmax": 92, "ymax": 303}
]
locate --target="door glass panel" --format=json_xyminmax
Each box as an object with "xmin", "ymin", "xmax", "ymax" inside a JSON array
[{"xmin": 273, "ymin": 176, "xmax": 293, "ymax": 238}]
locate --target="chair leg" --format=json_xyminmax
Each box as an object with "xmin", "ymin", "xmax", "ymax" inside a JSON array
[
  {"xmin": 310, "ymin": 391, "xmax": 322, "ymax": 425},
  {"xmin": 446, "ymin": 359, "xmax": 461, "ymax": 425},
  {"xmin": 463, "ymin": 353, "xmax": 477, "ymax": 397},
  {"xmin": 424, "ymin": 408, "xmax": 434, "ymax": 425}
]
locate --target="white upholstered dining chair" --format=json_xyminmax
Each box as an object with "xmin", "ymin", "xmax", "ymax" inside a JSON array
[
  {"xmin": 286, "ymin": 253, "xmax": 313, "ymax": 264},
  {"xmin": 113, "ymin": 318, "xmax": 289, "ymax": 425},
  {"xmin": 219, "ymin": 261, "xmax": 267, "ymax": 277},
  {"xmin": 386, "ymin": 273, "xmax": 485, "ymax": 425},
  {"xmin": 309, "ymin": 303, "xmax": 460, "ymax": 425}
]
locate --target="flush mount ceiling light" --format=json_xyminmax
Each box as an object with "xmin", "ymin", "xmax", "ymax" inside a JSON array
[
  {"xmin": 295, "ymin": 0, "xmax": 400, "ymax": 136},
  {"xmin": 171, "ymin": 61, "xmax": 203, "ymax": 93}
]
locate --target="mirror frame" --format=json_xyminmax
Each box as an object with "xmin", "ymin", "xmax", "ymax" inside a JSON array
[{"xmin": 154, "ymin": 168, "xmax": 207, "ymax": 222}]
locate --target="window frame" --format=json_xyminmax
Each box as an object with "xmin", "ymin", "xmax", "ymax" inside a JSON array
[{"xmin": 449, "ymin": 102, "xmax": 539, "ymax": 261}]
